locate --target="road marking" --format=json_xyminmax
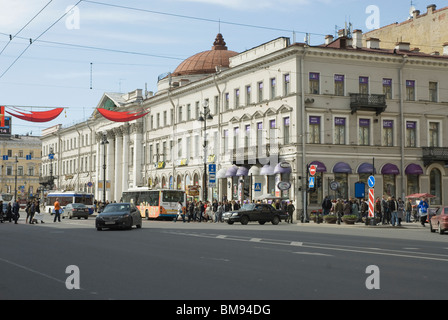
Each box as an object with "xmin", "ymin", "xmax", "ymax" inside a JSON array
[
  {"xmin": 293, "ymin": 251, "xmax": 332, "ymax": 257},
  {"xmin": 250, "ymin": 238, "xmax": 262, "ymax": 242},
  {"xmin": 290, "ymin": 241, "xmax": 303, "ymax": 246}
]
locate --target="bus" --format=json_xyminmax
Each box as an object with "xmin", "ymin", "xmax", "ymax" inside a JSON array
[
  {"xmin": 45, "ymin": 191, "xmax": 94, "ymax": 214},
  {"xmin": 0, "ymin": 193, "xmax": 14, "ymax": 203},
  {"xmin": 121, "ymin": 188, "xmax": 186, "ymax": 220}
]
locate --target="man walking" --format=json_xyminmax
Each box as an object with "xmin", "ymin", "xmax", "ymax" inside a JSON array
[
  {"xmin": 12, "ymin": 199, "xmax": 20, "ymax": 224},
  {"xmin": 53, "ymin": 198, "xmax": 61, "ymax": 222}
]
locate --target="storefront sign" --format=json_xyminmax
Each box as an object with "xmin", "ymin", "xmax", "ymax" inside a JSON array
[{"xmin": 277, "ymin": 181, "xmax": 291, "ymax": 190}]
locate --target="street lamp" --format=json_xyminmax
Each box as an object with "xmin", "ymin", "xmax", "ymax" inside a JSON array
[
  {"xmin": 198, "ymin": 101, "xmax": 213, "ymax": 202},
  {"xmin": 14, "ymin": 154, "xmax": 17, "ymax": 201},
  {"xmin": 100, "ymin": 133, "xmax": 109, "ymax": 202},
  {"xmin": 49, "ymin": 147, "xmax": 55, "ymax": 190}
]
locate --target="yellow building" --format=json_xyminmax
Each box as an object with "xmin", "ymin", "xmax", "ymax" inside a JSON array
[
  {"xmin": 363, "ymin": 4, "xmax": 448, "ymax": 55},
  {"xmin": 0, "ymin": 134, "xmax": 42, "ymax": 200}
]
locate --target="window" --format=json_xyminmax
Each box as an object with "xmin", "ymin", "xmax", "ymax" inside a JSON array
[
  {"xmin": 334, "ymin": 117, "xmax": 346, "ymax": 145},
  {"xmin": 6, "ymin": 166, "xmax": 12, "ymax": 175},
  {"xmin": 214, "ymin": 96, "xmax": 218, "ymax": 115},
  {"xmin": 177, "ymin": 138, "xmax": 182, "ymax": 157},
  {"xmin": 156, "ymin": 113, "xmax": 160, "ymax": 128},
  {"xmin": 18, "ymin": 166, "xmax": 23, "ymax": 176},
  {"xmin": 309, "ymin": 116, "xmax": 320, "ymax": 144},
  {"xmin": 223, "ymin": 130, "xmax": 229, "ymax": 152},
  {"xmin": 406, "ymin": 80, "xmax": 415, "ymax": 101},
  {"xmin": 429, "ymin": 82, "xmax": 438, "ymax": 102},
  {"xmin": 195, "ymin": 101, "xmax": 200, "ymax": 119},
  {"xmin": 359, "ymin": 118, "xmax": 370, "ymax": 146},
  {"xmin": 269, "ymin": 120, "xmax": 276, "ymax": 142},
  {"xmin": 283, "ymin": 117, "xmax": 290, "ymax": 144},
  {"xmin": 28, "ymin": 167, "xmax": 34, "ymax": 176},
  {"xmin": 257, "ymin": 82, "xmax": 263, "ymax": 102},
  {"xmin": 225, "ymin": 93, "xmax": 230, "ymax": 110},
  {"xmin": 18, "ymin": 150, "xmax": 23, "ymax": 158},
  {"xmin": 334, "ymin": 74, "xmax": 344, "ymax": 96},
  {"xmin": 270, "ymin": 78, "xmax": 276, "ymax": 99},
  {"xmin": 187, "ymin": 104, "xmax": 191, "ymax": 120},
  {"xmin": 429, "ymin": 122, "xmax": 439, "ymax": 147},
  {"xmin": 178, "ymin": 106, "xmax": 183, "ymax": 122},
  {"xmin": 7, "ymin": 150, "xmax": 12, "ymax": 157},
  {"xmin": 309, "ymin": 72, "xmax": 319, "ymax": 94},
  {"xmin": 244, "ymin": 125, "xmax": 250, "ymax": 148},
  {"xmin": 233, "ymin": 127, "xmax": 239, "ymax": 149},
  {"xmin": 245, "ymin": 85, "xmax": 251, "ymax": 105},
  {"xmin": 359, "ymin": 76, "xmax": 369, "ymax": 94},
  {"xmin": 284, "ymin": 74, "xmax": 290, "ymax": 96},
  {"xmin": 383, "ymin": 120, "xmax": 393, "ymax": 146},
  {"xmin": 406, "ymin": 121, "xmax": 417, "ymax": 147},
  {"xmin": 150, "ymin": 115, "xmax": 154, "ymax": 130},
  {"xmin": 257, "ymin": 122, "xmax": 263, "ymax": 146},
  {"xmin": 383, "ymin": 78, "xmax": 392, "ymax": 99},
  {"xmin": 234, "ymin": 89, "xmax": 240, "ymax": 108}
]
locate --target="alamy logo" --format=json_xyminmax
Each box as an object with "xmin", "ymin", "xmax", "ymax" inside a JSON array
[
  {"xmin": 365, "ymin": 5, "xmax": 380, "ymax": 30},
  {"xmin": 65, "ymin": 5, "xmax": 81, "ymax": 30}
]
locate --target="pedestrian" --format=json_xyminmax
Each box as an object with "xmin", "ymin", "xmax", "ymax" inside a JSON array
[
  {"xmin": 53, "ymin": 198, "xmax": 61, "ymax": 222},
  {"xmin": 375, "ymin": 197, "xmax": 382, "ymax": 223},
  {"xmin": 12, "ymin": 199, "xmax": 20, "ymax": 224},
  {"xmin": 397, "ymin": 198, "xmax": 404, "ymax": 226},
  {"xmin": 335, "ymin": 199, "xmax": 344, "ymax": 224},
  {"xmin": 34, "ymin": 199, "xmax": 44, "ymax": 223},
  {"xmin": 29, "ymin": 200, "xmax": 36, "ymax": 224},
  {"xmin": 287, "ymin": 201, "xmax": 295, "ymax": 224},
  {"xmin": 388, "ymin": 196, "xmax": 398, "ymax": 226},
  {"xmin": 174, "ymin": 201, "xmax": 185, "ymax": 222},
  {"xmin": 381, "ymin": 195, "xmax": 390, "ymax": 225},
  {"xmin": 6, "ymin": 201, "xmax": 12, "ymax": 222},
  {"xmin": 351, "ymin": 198, "xmax": 360, "ymax": 222},
  {"xmin": 321, "ymin": 196, "xmax": 332, "ymax": 215},
  {"xmin": 418, "ymin": 196, "xmax": 429, "ymax": 227},
  {"xmin": 405, "ymin": 198, "xmax": 412, "ymax": 223},
  {"xmin": 215, "ymin": 202, "xmax": 223, "ymax": 223}
]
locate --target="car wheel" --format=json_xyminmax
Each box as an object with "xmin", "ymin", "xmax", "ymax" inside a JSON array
[
  {"xmin": 438, "ymin": 223, "xmax": 445, "ymax": 235},
  {"xmin": 226, "ymin": 221, "xmax": 234, "ymax": 225},
  {"xmin": 258, "ymin": 221, "xmax": 266, "ymax": 225},
  {"xmin": 430, "ymin": 221, "xmax": 436, "ymax": 233},
  {"xmin": 96, "ymin": 227, "xmax": 102, "ymax": 231},
  {"xmin": 271, "ymin": 216, "xmax": 280, "ymax": 225},
  {"xmin": 240, "ymin": 215, "xmax": 249, "ymax": 225}
]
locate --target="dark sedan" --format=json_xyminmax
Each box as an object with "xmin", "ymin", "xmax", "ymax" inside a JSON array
[
  {"xmin": 95, "ymin": 203, "xmax": 142, "ymax": 231},
  {"xmin": 63, "ymin": 203, "xmax": 89, "ymax": 219},
  {"xmin": 223, "ymin": 203, "xmax": 288, "ymax": 225}
]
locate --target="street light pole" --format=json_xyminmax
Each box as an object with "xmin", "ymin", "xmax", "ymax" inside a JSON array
[
  {"xmin": 101, "ymin": 133, "xmax": 109, "ymax": 202},
  {"xmin": 14, "ymin": 155, "xmax": 17, "ymax": 201},
  {"xmin": 198, "ymin": 101, "xmax": 213, "ymax": 202}
]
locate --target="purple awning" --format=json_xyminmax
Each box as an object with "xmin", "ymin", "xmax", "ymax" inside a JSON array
[
  {"xmin": 225, "ymin": 165, "xmax": 239, "ymax": 177},
  {"xmin": 274, "ymin": 162, "xmax": 292, "ymax": 174},
  {"xmin": 236, "ymin": 166, "xmax": 249, "ymax": 176},
  {"xmin": 333, "ymin": 162, "xmax": 352, "ymax": 174},
  {"xmin": 309, "ymin": 161, "xmax": 327, "ymax": 172},
  {"xmin": 358, "ymin": 162, "xmax": 376, "ymax": 174},
  {"xmin": 381, "ymin": 163, "xmax": 399, "ymax": 175},
  {"xmin": 405, "ymin": 163, "xmax": 423, "ymax": 175},
  {"xmin": 260, "ymin": 165, "xmax": 275, "ymax": 175}
]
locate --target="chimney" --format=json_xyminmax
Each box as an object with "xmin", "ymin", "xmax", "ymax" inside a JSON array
[
  {"xmin": 443, "ymin": 42, "xmax": 448, "ymax": 56},
  {"xmin": 325, "ymin": 35, "xmax": 334, "ymax": 45},
  {"xmin": 427, "ymin": 4, "xmax": 436, "ymax": 14},
  {"xmin": 352, "ymin": 29, "xmax": 363, "ymax": 49},
  {"xmin": 395, "ymin": 41, "xmax": 410, "ymax": 51},
  {"xmin": 412, "ymin": 10, "xmax": 420, "ymax": 19},
  {"xmin": 366, "ymin": 37, "xmax": 380, "ymax": 49},
  {"xmin": 338, "ymin": 29, "xmax": 346, "ymax": 38}
]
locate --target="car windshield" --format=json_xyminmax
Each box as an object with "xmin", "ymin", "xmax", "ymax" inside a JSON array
[
  {"xmin": 102, "ymin": 204, "xmax": 131, "ymax": 214},
  {"xmin": 71, "ymin": 203, "xmax": 86, "ymax": 208},
  {"xmin": 240, "ymin": 203, "xmax": 255, "ymax": 211}
]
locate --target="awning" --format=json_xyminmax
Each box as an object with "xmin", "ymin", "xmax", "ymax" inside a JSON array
[
  {"xmin": 216, "ymin": 168, "xmax": 227, "ymax": 179},
  {"xmin": 309, "ymin": 161, "xmax": 327, "ymax": 172},
  {"xmin": 225, "ymin": 165, "xmax": 239, "ymax": 177},
  {"xmin": 405, "ymin": 163, "xmax": 423, "ymax": 175},
  {"xmin": 358, "ymin": 162, "xmax": 376, "ymax": 174},
  {"xmin": 260, "ymin": 164, "xmax": 275, "ymax": 175},
  {"xmin": 248, "ymin": 166, "xmax": 261, "ymax": 176},
  {"xmin": 274, "ymin": 162, "xmax": 292, "ymax": 174},
  {"xmin": 236, "ymin": 167, "xmax": 249, "ymax": 176},
  {"xmin": 333, "ymin": 162, "xmax": 352, "ymax": 174},
  {"xmin": 381, "ymin": 163, "xmax": 399, "ymax": 175}
]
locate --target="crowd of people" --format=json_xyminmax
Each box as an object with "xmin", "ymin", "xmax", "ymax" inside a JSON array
[
  {"xmin": 320, "ymin": 195, "xmax": 430, "ymax": 226},
  {"xmin": 174, "ymin": 199, "xmax": 296, "ymax": 223}
]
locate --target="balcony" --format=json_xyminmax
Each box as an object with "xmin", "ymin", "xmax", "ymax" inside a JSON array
[
  {"xmin": 422, "ymin": 147, "xmax": 448, "ymax": 166},
  {"xmin": 349, "ymin": 93, "xmax": 387, "ymax": 115}
]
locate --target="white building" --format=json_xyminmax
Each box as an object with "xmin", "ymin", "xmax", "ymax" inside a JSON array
[{"xmin": 41, "ymin": 32, "xmax": 448, "ymax": 217}]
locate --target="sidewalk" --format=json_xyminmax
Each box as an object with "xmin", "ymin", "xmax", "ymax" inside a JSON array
[{"xmin": 298, "ymin": 220, "xmax": 427, "ymax": 229}]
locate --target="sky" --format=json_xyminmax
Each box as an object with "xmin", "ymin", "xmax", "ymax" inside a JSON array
[{"xmin": 0, "ymin": 0, "xmax": 445, "ymax": 135}]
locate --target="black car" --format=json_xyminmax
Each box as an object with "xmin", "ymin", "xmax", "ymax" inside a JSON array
[
  {"xmin": 95, "ymin": 203, "xmax": 142, "ymax": 231},
  {"xmin": 63, "ymin": 203, "xmax": 89, "ymax": 219},
  {"xmin": 223, "ymin": 203, "xmax": 288, "ymax": 225}
]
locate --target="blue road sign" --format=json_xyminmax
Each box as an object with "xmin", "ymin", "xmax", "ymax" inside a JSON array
[
  {"xmin": 254, "ymin": 183, "xmax": 262, "ymax": 192},
  {"xmin": 368, "ymin": 175, "xmax": 375, "ymax": 188},
  {"xmin": 309, "ymin": 176, "xmax": 315, "ymax": 188},
  {"xmin": 208, "ymin": 164, "xmax": 216, "ymax": 173}
]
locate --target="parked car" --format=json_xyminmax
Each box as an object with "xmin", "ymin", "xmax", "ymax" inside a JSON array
[
  {"xmin": 95, "ymin": 203, "xmax": 142, "ymax": 231},
  {"xmin": 430, "ymin": 206, "xmax": 448, "ymax": 234},
  {"xmin": 63, "ymin": 203, "xmax": 89, "ymax": 219},
  {"xmin": 223, "ymin": 203, "xmax": 288, "ymax": 225}
]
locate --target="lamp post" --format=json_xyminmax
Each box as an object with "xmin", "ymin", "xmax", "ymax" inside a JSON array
[
  {"xmin": 198, "ymin": 101, "xmax": 213, "ymax": 202},
  {"xmin": 49, "ymin": 147, "xmax": 55, "ymax": 190},
  {"xmin": 100, "ymin": 133, "xmax": 109, "ymax": 202},
  {"xmin": 14, "ymin": 155, "xmax": 17, "ymax": 201}
]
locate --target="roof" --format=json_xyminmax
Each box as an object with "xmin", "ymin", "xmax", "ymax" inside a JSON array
[{"xmin": 172, "ymin": 33, "xmax": 238, "ymax": 77}]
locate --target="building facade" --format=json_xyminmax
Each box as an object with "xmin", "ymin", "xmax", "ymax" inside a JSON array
[
  {"xmin": 0, "ymin": 134, "xmax": 41, "ymax": 200},
  {"xmin": 41, "ymin": 32, "xmax": 448, "ymax": 217}
]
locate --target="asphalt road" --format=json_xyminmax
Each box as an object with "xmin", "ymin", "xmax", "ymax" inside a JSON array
[{"xmin": 1, "ymin": 214, "xmax": 448, "ymax": 301}]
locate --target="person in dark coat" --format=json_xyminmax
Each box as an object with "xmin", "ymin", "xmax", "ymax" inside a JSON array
[{"xmin": 12, "ymin": 200, "xmax": 20, "ymax": 224}]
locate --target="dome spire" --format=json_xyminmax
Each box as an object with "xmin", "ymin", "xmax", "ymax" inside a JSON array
[{"xmin": 212, "ymin": 33, "xmax": 227, "ymax": 51}]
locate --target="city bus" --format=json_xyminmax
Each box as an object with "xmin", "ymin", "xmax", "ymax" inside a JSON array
[
  {"xmin": 0, "ymin": 193, "xmax": 14, "ymax": 203},
  {"xmin": 45, "ymin": 191, "xmax": 94, "ymax": 214},
  {"xmin": 121, "ymin": 188, "xmax": 186, "ymax": 220}
]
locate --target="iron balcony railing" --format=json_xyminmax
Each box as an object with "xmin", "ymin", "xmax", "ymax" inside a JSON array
[
  {"xmin": 349, "ymin": 93, "xmax": 387, "ymax": 115},
  {"xmin": 422, "ymin": 147, "xmax": 448, "ymax": 166}
]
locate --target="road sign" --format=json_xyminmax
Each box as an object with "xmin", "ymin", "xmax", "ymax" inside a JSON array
[
  {"xmin": 368, "ymin": 188, "xmax": 374, "ymax": 218},
  {"xmin": 209, "ymin": 172, "xmax": 216, "ymax": 187},
  {"xmin": 208, "ymin": 164, "xmax": 216, "ymax": 173},
  {"xmin": 309, "ymin": 176, "xmax": 315, "ymax": 188},
  {"xmin": 254, "ymin": 183, "xmax": 261, "ymax": 192},
  {"xmin": 309, "ymin": 165, "xmax": 317, "ymax": 176},
  {"xmin": 368, "ymin": 175, "xmax": 375, "ymax": 188}
]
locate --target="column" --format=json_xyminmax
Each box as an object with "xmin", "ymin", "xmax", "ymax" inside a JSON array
[
  {"xmin": 132, "ymin": 121, "xmax": 143, "ymax": 188},
  {"xmin": 94, "ymin": 133, "xmax": 102, "ymax": 201},
  {"xmin": 122, "ymin": 124, "xmax": 130, "ymax": 192},
  {"xmin": 114, "ymin": 127, "xmax": 123, "ymax": 201},
  {"xmin": 106, "ymin": 130, "xmax": 115, "ymax": 201}
]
